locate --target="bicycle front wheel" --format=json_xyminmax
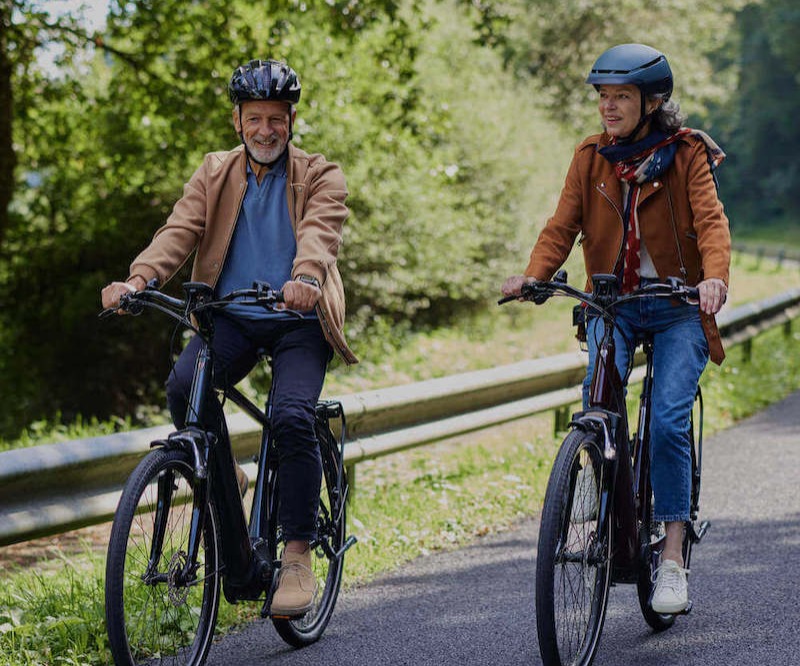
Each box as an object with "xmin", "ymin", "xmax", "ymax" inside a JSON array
[
  {"xmin": 105, "ymin": 447, "xmax": 221, "ymax": 666},
  {"xmin": 536, "ymin": 429, "xmax": 611, "ymax": 666},
  {"xmin": 273, "ymin": 425, "xmax": 347, "ymax": 647}
]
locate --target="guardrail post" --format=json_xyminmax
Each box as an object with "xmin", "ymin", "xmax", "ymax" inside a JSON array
[
  {"xmin": 554, "ymin": 406, "xmax": 571, "ymax": 436},
  {"xmin": 346, "ymin": 464, "xmax": 356, "ymax": 505},
  {"xmin": 741, "ymin": 338, "xmax": 753, "ymax": 363},
  {"xmin": 784, "ymin": 319, "xmax": 793, "ymax": 338}
]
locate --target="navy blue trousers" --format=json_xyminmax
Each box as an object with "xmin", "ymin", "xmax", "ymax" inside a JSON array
[{"xmin": 166, "ymin": 314, "xmax": 331, "ymax": 542}]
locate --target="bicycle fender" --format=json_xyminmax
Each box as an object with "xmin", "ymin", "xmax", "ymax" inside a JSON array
[{"xmin": 570, "ymin": 410, "xmax": 620, "ymax": 460}]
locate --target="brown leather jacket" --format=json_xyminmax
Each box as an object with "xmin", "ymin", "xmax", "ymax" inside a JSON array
[
  {"xmin": 128, "ymin": 143, "xmax": 358, "ymax": 364},
  {"xmin": 525, "ymin": 131, "xmax": 730, "ymax": 364}
]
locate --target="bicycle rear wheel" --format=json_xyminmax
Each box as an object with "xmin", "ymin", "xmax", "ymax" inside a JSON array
[
  {"xmin": 105, "ymin": 447, "xmax": 221, "ymax": 666},
  {"xmin": 272, "ymin": 424, "xmax": 347, "ymax": 647},
  {"xmin": 536, "ymin": 429, "xmax": 611, "ymax": 666}
]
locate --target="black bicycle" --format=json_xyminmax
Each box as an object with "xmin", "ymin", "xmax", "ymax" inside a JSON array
[
  {"xmin": 102, "ymin": 281, "xmax": 356, "ymax": 666},
  {"xmin": 501, "ymin": 272, "xmax": 710, "ymax": 666}
]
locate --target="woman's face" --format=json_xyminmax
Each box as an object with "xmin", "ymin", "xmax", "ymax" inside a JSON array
[{"xmin": 597, "ymin": 84, "xmax": 658, "ymax": 139}]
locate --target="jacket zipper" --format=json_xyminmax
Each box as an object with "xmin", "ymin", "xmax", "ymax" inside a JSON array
[{"xmin": 595, "ymin": 182, "xmax": 627, "ymax": 275}]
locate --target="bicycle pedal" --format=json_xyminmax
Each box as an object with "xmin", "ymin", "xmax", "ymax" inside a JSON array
[
  {"xmin": 677, "ymin": 600, "xmax": 694, "ymax": 615},
  {"xmin": 333, "ymin": 535, "xmax": 358, "ymax": 560},
  {"xmin": 270, "ymin": 613, "xmax": 306, "ymax": 620}
]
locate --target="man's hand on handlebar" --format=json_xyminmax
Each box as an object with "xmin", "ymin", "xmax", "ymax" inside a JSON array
[
  {"xmin": 697, "ymin": 277, "xmax": 727, "ymax": 315},
  {"xmin": 280, "ymin": 278, "xmax": 321, "ymax": 312},
  {"xmin": 101, "ymin": 278, "xmax": 145, "ymax": 313}
]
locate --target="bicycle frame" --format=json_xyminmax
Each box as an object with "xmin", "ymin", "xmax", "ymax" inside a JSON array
[
  {"xmin": 140, "ymin": 283, "xmax": 280, "ymax": 599},
  {"xmin": 575, "ymin": 299, "xmax": 640, "ymax": 582},
  {"xmin": 562, "ymin": 274, "xmax": 706, "ymax": 583}
]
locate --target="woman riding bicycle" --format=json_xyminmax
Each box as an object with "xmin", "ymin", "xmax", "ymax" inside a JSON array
[{"xmin": 502, "ymin": 43, "xmax": 730, "ymax": 614}]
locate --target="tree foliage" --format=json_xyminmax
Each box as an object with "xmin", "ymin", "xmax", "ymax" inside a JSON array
[
  {"xmin": 0, "ymin": 0, "xmax": 540, "ymax": 436},
  {"xmin": 0, "ymin": 0, "xmax": 791, "ymax": 438},
  {"xmin": 711, "ymin": 0, "xmax": 800, "ymax": 230},
  {"xmin": 459, "ymin": 0, "xmax": 745, "ymax": 127}
]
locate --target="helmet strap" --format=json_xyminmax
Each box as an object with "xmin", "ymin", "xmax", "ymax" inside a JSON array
[{"xmin": 616, "ymin": 89, "xmax": 652, "ymax": 144}]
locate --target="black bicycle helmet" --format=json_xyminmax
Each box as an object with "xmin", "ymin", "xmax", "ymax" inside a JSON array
[
  {"xmin": 586, "ymin": 43, "xmax": 673, "ymax": 101},
  {"xmin": 228, "ymin": 59, "xmax": 301, "ymax": 106}
]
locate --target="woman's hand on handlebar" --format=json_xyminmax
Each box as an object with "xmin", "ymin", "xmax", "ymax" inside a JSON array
[
  {"xmin": 501, "ymin": 275, "xmax": 529, "ymax": 299},
  {"xmin": 697, "ymin": 277, "xmax": 727, "ymax": 315}
]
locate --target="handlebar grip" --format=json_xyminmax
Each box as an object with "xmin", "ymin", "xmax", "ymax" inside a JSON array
[
  {"xmin": 497, "ymin": 294, "xmax": 518, "ymax": 305},
  {"xmin": 684, "ymin": 286, "xmax": 700, "ymax": 300}
]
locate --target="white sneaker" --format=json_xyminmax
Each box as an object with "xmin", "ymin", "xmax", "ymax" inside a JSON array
[
  {"xmin": 571, "ymin": 466, "xmax": 598, "ymax": 523},
  {"xmin": 651, "ymin": 559, "xmax": 689, "ymax": 613}
]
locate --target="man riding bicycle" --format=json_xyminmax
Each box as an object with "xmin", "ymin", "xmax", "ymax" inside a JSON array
[
  {"xmin": 101, "ymin": 58, "xmax": 357, "ymax": 617},
  {"xmin": 502, "ymin": 44, "xmax": 730, "ymax": 614}
]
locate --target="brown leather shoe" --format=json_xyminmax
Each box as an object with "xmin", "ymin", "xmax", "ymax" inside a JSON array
[
  {"xmin": 235, "ymin": 462, "xmax": 248, "ymax": 498},
  {"xmin": 270, "ymin": 548, "xmax": 317, "ymax": 617}
]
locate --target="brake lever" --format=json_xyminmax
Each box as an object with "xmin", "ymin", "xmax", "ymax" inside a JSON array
[{"xmin": 119, "ymin": 292, "xmax": 145, "ymax": 316}]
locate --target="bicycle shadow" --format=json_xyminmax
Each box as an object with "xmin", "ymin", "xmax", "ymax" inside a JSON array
[
  {"xmin": 594, "ymin": 513, "xmax": 800, "ymax": 666},
  {"xmin": 205, "ymin": 522, "xmax": 540, "ymax": 665},
  {"xmin": 205, "ymin": 511, "xmax": 800, "ymax": 666}
]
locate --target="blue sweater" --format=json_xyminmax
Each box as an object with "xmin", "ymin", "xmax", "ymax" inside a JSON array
[{"xmin": 216, "ymin": 153, "xmax": 298, "ymax": 320}]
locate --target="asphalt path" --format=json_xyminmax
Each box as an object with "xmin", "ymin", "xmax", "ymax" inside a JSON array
[{"xmin": 205, "ymin": 390, "xmax": 800, "ymax": 666}]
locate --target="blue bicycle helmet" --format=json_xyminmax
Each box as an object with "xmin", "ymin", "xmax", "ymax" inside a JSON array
[
  {"xmin": 586, "ymin": 44, "xmax": 673, "ymax": 100},
  {"xmin": 228, "ymin": 59, "xmax": 301, "ymax": 106}
]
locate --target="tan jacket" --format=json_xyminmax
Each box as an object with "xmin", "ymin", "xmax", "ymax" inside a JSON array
[
  {"xmin": 525, "ymin": 131, "xmax": 731, "ymax": 364},
  {"xmin": 128, "ymin": 143, "xmax": 357, "ymax": 364}
]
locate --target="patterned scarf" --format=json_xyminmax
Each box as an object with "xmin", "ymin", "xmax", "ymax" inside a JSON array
[{"xmin": 598, "ymin": 128, "xmax": 725, "ymax": 293}]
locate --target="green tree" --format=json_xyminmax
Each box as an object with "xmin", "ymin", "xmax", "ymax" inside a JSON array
[
  {"xmin": 712, "ymin": 0, "xmax": 800, "ymax": 230},
  {"xmin": 460, "ymin": 0, "xmax": 744, "ymax": 127},
  {"xmin": 0, "ymin": 0, "xmax": 417, "ymax": 436}
]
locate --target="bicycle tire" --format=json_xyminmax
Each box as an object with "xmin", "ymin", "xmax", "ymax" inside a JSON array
[
  {"xmin": 105, "ymin": 447, "xmax": 221, "ymax": 666},
  {"xmin": 536, "ymin": 428, "xmax": 611, "ymax": 666},
  {"xmin": 272, "ymin": 424, "xmax": 347, "ymax": 647}
]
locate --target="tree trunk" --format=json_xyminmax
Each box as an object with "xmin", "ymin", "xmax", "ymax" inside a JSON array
[{"xmin": 0, "ymin": 4, "xmax": 16, "ymax": 248}]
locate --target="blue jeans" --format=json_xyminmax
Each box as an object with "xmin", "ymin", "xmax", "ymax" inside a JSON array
[
  {"xmin": 583, "ymin": 295, "xmax": 709, "ymax": 522},
  {"xmin": 166, "ymin": 314, "xmax": 332, "ymax": 541}
]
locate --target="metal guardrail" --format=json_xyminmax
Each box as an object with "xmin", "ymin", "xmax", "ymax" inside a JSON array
[
  {"xmin": 1, "ymin": 288, "xmax": 798, "ymax": 547},
  {"xmin": 733, "ymin": 242, "xmax": 800, "ymax": 268}
]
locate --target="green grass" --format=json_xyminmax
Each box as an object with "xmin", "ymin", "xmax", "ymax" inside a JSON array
[{"xmin": 732, "ymin": 225, "xmax": 800, "ymax": 251}]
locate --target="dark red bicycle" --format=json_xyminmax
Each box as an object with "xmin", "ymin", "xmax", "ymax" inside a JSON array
[{"xmin": 502, "ymin": 272, "xmax": 710, "ymax": 666}]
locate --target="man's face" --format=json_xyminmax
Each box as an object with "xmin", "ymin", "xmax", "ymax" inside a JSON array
[{"xmin": 233, "ymin": 100, "xmax": 294, "ymax": 164}]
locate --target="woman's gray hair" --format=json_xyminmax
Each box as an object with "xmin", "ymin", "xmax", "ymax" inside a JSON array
[{"xmin": 650, "ymin": 96, "xmax": 685, "ymax": 133}]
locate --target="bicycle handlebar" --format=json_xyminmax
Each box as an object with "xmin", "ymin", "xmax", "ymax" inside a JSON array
[
  {"xmin": 498, "ymin": 272, "xmax": 700, "ymax": 320},
  {"xmin": 99, "ymin": 280, "xmax": 290, "ymax": 326}
]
